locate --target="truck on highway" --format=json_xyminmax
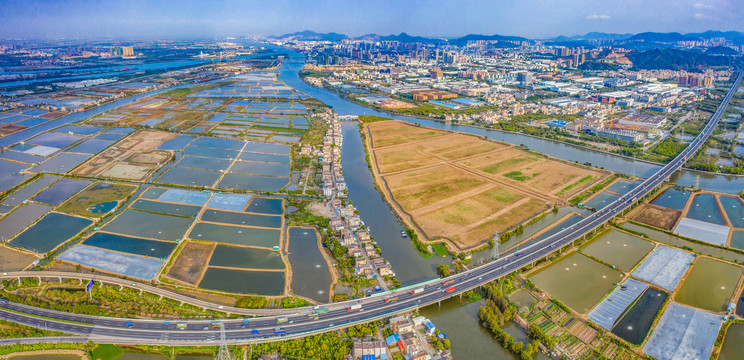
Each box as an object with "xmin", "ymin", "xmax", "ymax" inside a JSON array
[
  {"xmin": 308, "ymin": 313, "xmax": 319, "ymax": 320},
  {"xmin": 277, "ymin": 317, "xmax": 288, "ymax": 324},
  {"xmin": 515, "ymin": 252, "xmax": 524, "ymax": 257},
  {"xmin": 274, "ymin": 327, "xmax": 286, "ymax": 335},
  {"xmin": 125, "ymin": 321, "xmax": 133, "ymax": 328},
  {"xmin": 442, "ymin": 279, "xmax": 455, "ymax": 286},
  {"xmin": 384, "ymin": 297, "xmax": 399, "ymax": 303},
  {"xmin": 445, "ymin": 286, "xmax": 455, "ymax": 293},
  {"xmin": 410, "ymin": 287, "xmax": 425, "ymax": 296},
  {"xmin": 347, "ymin": 303, "xmax": 362, "ymax": 312},
  {"xmin": 211, "ymin": 322, "xmax": 221, "ymax": 328},
  {"xmin": 252, "ymin": 329, "xmax": 259, "ymax": 335},
  {"xmin": 176, "ymin": 323, "xmax": 187, "ymax": 330}
]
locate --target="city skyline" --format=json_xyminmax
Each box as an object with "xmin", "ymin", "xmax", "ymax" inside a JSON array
[{"xmin": 1, "ymin": 0, "xmax": 743, "ymax": 40}]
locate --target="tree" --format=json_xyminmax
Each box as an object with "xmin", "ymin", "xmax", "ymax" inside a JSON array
[
  {"xmin": 511, "ymin": 341, "xmax": 524, "ymax": 354},
  {"xmin": 442, "ymin": 338, "xmax": 451, "ymax": 350},
  {"xmin": 436, "ymin": 264, "xmax": 451, "ymax": 277},
  {"xmin": 435, "ymin": 341, "xmax": 444, "ymax": 350}
]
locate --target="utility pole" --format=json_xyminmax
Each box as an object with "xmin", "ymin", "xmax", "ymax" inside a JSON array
[{"xmin": 216, "ymin": 322, "xmax": 233, "ymax": 360}]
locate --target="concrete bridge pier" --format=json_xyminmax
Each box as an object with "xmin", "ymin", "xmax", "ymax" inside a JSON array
[
  {"xmin": 58, "ymin": 277, "xmax": 62, "ymax": 283},
  {"xmin": 119, "ymin": 285, "xmax": 123, "ymax": 291},
  {"xmin": 37, "ymin": 276, "xmax": 41, "ymax": 284}
]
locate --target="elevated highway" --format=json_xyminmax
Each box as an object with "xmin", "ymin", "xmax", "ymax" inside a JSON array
[{"xmin": 0, "ymin": 69, "xmax": 740, "ymax": 346}]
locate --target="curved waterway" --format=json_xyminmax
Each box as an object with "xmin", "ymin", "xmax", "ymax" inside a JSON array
[{"xmin": 270, "ymin": 48, "xmax": 744, "ymax": 194}]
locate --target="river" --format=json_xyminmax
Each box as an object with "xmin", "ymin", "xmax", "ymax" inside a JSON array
[{"xmin": 270, "ymin": 47, "xmax": 744, "ymax": 194}]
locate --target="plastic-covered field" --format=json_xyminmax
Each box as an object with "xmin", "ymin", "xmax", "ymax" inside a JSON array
[
  {"xmin": 674, "ymin": 218, "xmax": 730, "ymax": 246},
  {"xmin": 643, "ymin": 302, "xmax": 722, "ymax": 360},
  {"xmin": 157, "ymin": 188, "xmax": 210, "ymax": 206},
  {"xmin": 24, "ymin": 145, "xmax": 59, "ymax": 156},
  {"xmin": 0, "ymin": 203, "xmax": 51, "ymax": 241},
  {"xmin": 632, "ymin": 246, "xmax": 694, "ymax": 291},
  {"xmin": 58, "ymin": 245, "xmax": 163, "ymax": 280},
  {"xmin": 588, "ymin": 278, "xmax": 648, "ymax": 330},
  {"xmin": 207, "ymin": 194, "xmax": 252, "ymax": 211}
]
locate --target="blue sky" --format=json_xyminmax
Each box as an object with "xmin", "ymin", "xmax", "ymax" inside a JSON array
[{"xmin": 1, "ymin": 0, "xmax": 743, "ymax": 39}]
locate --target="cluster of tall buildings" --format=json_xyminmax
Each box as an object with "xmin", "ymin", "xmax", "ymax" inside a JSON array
[
  {"xmin": 110, "ymin": 46, "xmax": 134, "ymax": 57},
  {"xmin": 677, "ymin": 74, "xmax": 713, "ymax": 87}
]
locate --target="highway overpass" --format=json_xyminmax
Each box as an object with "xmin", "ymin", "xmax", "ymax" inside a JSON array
[{"xmin": 0, "ymin": 68, "xmax": 740, "ymax": 346}]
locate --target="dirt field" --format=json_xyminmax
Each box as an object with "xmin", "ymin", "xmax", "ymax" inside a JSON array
[
  {"xmin": 367, "ymin": 120, "xmax": 606, "ymax": 250},
  {"xmin": 166, "ymin": 241, "xmax": 216, "ymax": 286},
  {"xmin": 0, "ymin": 246, "xmax": 36, "ymax": 271},
  {"xmin": 72, "ymin": 129, "xmax": 175, "ymax": 181},
  {"xmin": 631, "ymin": 204, "xmax": 681, "ymax": 230},
  {"xmin": 0, "ymin": 124, "xmax": 27, "ymax": 136}
]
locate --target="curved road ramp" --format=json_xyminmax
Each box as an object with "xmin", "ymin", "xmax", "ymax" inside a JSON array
[{"xmin": 643, "ymin": 302, "xmax": 723, "ymax": 360}]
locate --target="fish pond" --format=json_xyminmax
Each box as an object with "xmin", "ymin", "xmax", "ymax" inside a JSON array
[
  {"xmin": 189, "ymin": 223, "xmax": 280, "ymax": 248},
  {"xmin": 610, "ymin": 287, "xmax": 668, "ymax": 345},
  {"xmin": 675, "ymin": 257, "xmax": 742, "ymax": 313},
  {"xmin": 9, "ymin": 212, "xmax": 92, "ymax": 253},
  {"xmin": 198, "ymin": 267, "xmax": 285, "ymax": 295},
  {"xmin": 208, "ymin": 244, "xmax": 285, "ymax": 270},
  {"xmin": 287, "ymin": 227, "xmax": 333, "ymax": 303},
  {"xmin": 581, "ymin": 229, "xmax": 654, "ymax": 271},
  {"xmin": 83, "ymin": 232, "xmax": 177, "ymax": 259},
  {"xmin": 686, "ymin": 193, "xmax": 726, "ymax": 226},
  {"xmin": 201, "ymin": 209, "xmax": 281, "ymax": 228},
  {"xmin": 651, "ymin": 188, "xmax": 691, "ymax": 210},
  {"xmin": 102, "ymin": 209, "xmax": 193, "ymax": 241},
  {"xmin": 529, "ymin": 252, "xmax": 623, "ymax": 313}
]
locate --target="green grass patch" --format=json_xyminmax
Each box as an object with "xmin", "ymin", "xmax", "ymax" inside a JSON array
[
  {"xmin": 160, "ymin": 81, "xmax": 231, "ymax": 98},
  {"xmin": 482, "ymin": 157, "xmax": 528, "ymax": 174},
  {"xmin": 90, "ymin": 344, "xmax": 123, "ymax": 360},
  {"xmin": 557, "ymin": 175, "xmax": 594, "ymax": 197},
  {"xmin": 504, "ymin": 171, "xmax": 530, "ymax": 182},
  {"xmin": 431, "ymin": 243, "xmax": 449, "ymax": 257},
  {"xmin": 359, "ymin": 115, "xmax": 392, "ymax": 123}
]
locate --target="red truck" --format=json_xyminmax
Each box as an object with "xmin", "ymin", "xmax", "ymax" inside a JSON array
[{"xmin": 445, "ymin": 287, "xmax": 455, "ymax": 293}]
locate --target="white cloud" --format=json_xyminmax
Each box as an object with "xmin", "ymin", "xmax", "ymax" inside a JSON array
[
  {"xmin": 694, "ymin": 13, "xmax": 711, "ymax": 19},
  {"xmin": 586, "ymin": 14, "xmax": 611, "ymax": 20},
  {"xmin": 694, "ymin": 2, "xmax": 710, "ymax": 9}
]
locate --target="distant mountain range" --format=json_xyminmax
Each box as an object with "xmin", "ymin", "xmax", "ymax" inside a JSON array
[
  {"xmin": 271, "ymin": 30, "xmax": 526, "ymax": 45},
  {"xmin": 272, "ymin": 29, "xmax": 744, "ymax": 46}
]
